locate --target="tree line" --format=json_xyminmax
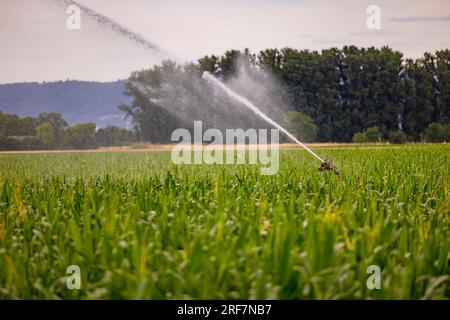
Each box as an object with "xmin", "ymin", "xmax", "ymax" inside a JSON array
[
  {"xmin": 1, "ymin": 46, "xmax": 448, "ymax": 151},
  {"xmin": 0, "ymin": 111, "xmax": 136, "ymax": 150},
  {"xmin": 121, "ymin": 46, "xmax": 450, "ymax": 143}
]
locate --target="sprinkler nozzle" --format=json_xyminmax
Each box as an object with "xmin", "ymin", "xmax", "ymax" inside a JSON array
[{"xmin": 318, "ymin": 160, "xmax": 340, "ymax": 176}]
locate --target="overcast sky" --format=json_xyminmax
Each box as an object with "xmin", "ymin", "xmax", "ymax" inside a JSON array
[{"xmin": 1, "ymin": 0, "xmax": 449, "ymax": 83}]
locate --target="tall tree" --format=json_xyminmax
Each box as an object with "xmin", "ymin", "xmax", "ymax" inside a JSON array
[{"xmin": 67, "ymin": 123, "xmax": 96, "ymax": 149}]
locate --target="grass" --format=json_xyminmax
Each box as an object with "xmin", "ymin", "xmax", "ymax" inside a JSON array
[{"xmin": 0, "ymin": 144, "xmax": 448, "ymax": 299}]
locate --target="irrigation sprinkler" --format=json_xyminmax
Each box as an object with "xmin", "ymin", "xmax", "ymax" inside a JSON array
[
  {"xmin": 202, "ymin": 72, "xmax": 340, "ymax": 176},
  {"xmin": 318, "ymin": 160, "xmax": 340, "ymax": 176}
]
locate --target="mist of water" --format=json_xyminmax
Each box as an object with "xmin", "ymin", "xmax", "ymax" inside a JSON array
[
  {"xmin": 202, "ymin": 71, "xmax": 324, "ymax": 163},
  {"xmin": 52, "ymin": 1, "xmax": 324, "ymax": 163}
]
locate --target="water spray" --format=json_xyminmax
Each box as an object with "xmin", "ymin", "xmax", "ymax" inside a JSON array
[
  {"xmin": 202, "ymin": 72, "xmax": 339, "ymax": 175},
  {"xmin": 60, "ymin": 0, "xmax": 168, "ymax": 57},
  {"xmin": 53, "ymin": 1, "xmax": 337, "ymax": 175}
]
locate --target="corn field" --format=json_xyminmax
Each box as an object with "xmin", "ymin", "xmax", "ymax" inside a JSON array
[{"xmin": 0, "ymin": 145, "xmax": 448, "ymax": 299}]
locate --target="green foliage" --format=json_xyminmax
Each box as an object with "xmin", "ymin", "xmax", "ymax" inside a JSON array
[
  {"xmin": 120, "ymin": 47, "xmax": 450, "ymax": 144},
  {"xmin": 37, "ymin": 112, "xmax": 68, "ymax": 129},
  {"xmin": 0, "ymin": 135, "xmax": 20, "ymax": 150},
  {"xmin": 0, "ymin": 111, "xmax": 136, "ymax": 150},
  {"xmin": 352, "ymin": 126, "xmax": 382, "ymax": 143},
  {"xmin": 35, "ymin": 113, "xmax": 68, "ymax": 148},
  {"xmin": 120, "ymin": 61, "xmax": 192, "ymax": 143},
  {"xmin": 67, "ymin": 123, "xmax": 96, "ymax": 149},
  {"xmin": 0, "ymin": 111, "xmax": 36, "ymax": 136},
  {"xmin": 365, "ymin": 127, "xmax": 382, "ymax": 142},
  {"xmin": 95, "ymin": 125, "xmax": 137, "ymax": 147},
  {"xmin": 421, "ymin": 122, "xmax": 450, "ymax": 142},
  {"xmin": 0, "ymin": 145, "xmax": 448, "ymax": 299},
  {"xmin": 216, "ymin": 50, "xmax": 241, "ymax": 79},
  {"xmin": 352, "ymin": 132, "xmax": 367, "ymax": 143},
  {"xmin": 121, "ymin": 58, "xmax": 275, "ymax": 143},
  {"xmin": 0, "ymin": 135, "xmax": 43, "ymax": 151},
  {"xmin": 387, "ymin": 131, "xmax": 408, "ymax": 144},
  {"xmin": 36, "ymin": 122, "xmax": 54, "ymax": 146},
  {"xmin": 197, "ymin": 47, "xmax": 449, "ymax": 143},
  {"xmin": 283, "ymin": 111, "xmax": 318, "ymax": 142}
]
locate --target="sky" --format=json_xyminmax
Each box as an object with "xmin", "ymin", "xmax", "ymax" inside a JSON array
[{"xmin": 0, "ymin": 0, "xmax": 449, "ymax": 83}]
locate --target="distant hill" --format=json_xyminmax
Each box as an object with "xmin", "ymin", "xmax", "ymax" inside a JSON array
[{"xmin": 0, "ymin": 80, "xmax": 132, "ymax": 128}]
